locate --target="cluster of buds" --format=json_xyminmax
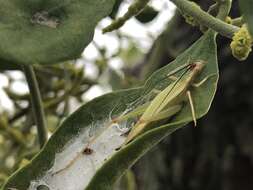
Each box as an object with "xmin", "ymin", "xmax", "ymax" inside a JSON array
[{"xmin": 230, "ymin": 25, "xmax": 252, "ymax": 61}]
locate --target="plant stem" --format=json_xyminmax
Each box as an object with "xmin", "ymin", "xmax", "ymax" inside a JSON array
[
  {"xmin": 216, "ymin": 0, "xmax": 232, "ymax": 20},
  {"xmin": 232, "ymin": 17, "xmax": 244, "ymax": 27},
  {"xmin": 170, "ymin": 0, "xmax": 239, "ymax": 38},
  {"xmin": 23, "ymin": 65, "xmax": 47, "ymax": 148}
]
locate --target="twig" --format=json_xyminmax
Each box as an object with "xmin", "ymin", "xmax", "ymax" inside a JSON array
[
  {"xmin": 170, "ymin": 0, "xmax": 239, "ymax": 38},
  {"xmin": 23, "ymin": 65, "xmax": 48, "ymax": 148}
]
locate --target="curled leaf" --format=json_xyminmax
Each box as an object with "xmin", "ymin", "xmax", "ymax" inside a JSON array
[{"xmin": 2, "ymin": 30, "xmax": 218, "ymax": 190}]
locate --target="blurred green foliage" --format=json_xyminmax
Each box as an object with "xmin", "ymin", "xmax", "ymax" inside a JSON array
[
  {"xmin": 0, "ymin": 30, "xmax": 146, "ymax": 188},
  {"xmin": 1, "ymin": 0, "xmax": 252, "ymax": 189}
]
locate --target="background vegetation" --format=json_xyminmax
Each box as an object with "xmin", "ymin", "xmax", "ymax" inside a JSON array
[{"xmin": 0, "ymin": 0, "xmax": 253, "ymax": 189}]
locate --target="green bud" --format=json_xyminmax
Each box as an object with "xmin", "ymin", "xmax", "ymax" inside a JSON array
[{"xmin": 225, "ymin": 16, "xmax": 232, "ymax": 24}]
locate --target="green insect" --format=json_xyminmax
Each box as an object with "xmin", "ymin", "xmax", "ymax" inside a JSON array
[{"xmin": 118, "ymin": 59, "xmax": 209, "ymax": 145}]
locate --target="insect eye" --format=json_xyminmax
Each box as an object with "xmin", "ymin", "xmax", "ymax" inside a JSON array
[{"xmin": 188, "ymin": 63, "xmax": 196, "ymax": 70}]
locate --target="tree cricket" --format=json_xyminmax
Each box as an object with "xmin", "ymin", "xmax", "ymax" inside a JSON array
[
  {"xmin": 52, "ymin": 59, "xmax": 209, "ymax": 175},
  {"xmin": 121, "ymin": 59, "xmax": 208, "ymax": 144}
]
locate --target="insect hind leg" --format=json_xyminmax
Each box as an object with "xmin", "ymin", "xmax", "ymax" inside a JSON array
[{"xmin": 187, "ymin": 90, "xmax": 197, "ymax": 126}]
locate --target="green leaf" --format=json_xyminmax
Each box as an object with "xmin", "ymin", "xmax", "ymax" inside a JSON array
[
  {"xmin": 0, "ymin": 61, "xmax": 21, "ymax": 70},
  {"xmin": 2, "ymin": 30, "xmax": 218, "ymax": 190},
  {"xmin": 0, "ymin": 0, "xmax": 115, "ymax": 66},
  {"xmin": 239, "ymin": 0, "xmax": 253, "ymax": 35}
]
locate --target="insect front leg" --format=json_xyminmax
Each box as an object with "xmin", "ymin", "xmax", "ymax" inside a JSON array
[
  {"xmin": 168, "ymin": 75, "xmax": 178, "ymax": 81},
  {"xmin": 192, "ymin": 74, "xmax": 216, "ymax": 87}
]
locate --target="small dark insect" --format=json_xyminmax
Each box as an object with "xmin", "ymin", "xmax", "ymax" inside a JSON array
[{"xmin": 83, "ymin": 147, "xmax": 94, "ymax": 155}]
